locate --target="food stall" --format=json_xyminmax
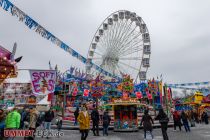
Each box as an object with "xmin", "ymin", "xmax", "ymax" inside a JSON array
[{"xmin": 105, "ymin": 98, "xmax": 147, "ymax": 131}]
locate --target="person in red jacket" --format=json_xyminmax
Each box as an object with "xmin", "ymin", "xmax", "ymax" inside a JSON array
[{"xmin": 173, "ymin": 111, "xmax": 182, "ymax": 131}]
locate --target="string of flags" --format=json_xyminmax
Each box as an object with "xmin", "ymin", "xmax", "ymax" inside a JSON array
[
  {"xmin": 0, "ymin": 0, "xmax": 120, "ymax": 80},
  {"xmin": 167, "ymin": 81, "xmax": 210, "ymax": 87},
  {"xmin": 167, "ymin": 81, "xmax": 210, "ymax": 92}
]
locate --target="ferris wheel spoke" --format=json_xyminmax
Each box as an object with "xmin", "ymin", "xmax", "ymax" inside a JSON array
[
  {"xmin": 116, "ymin": 64, "xmax": 127, "ymax": 76},
  {"xmin": 111, "ymin": 20, "xmax": 127, "ymax": 53},
  {"xmin": 119, "ymin": 47, "xmax": 143, "ymax": 57},
  {"xmin": 101, "ymin": 23, "xmax": 115, "ymax": 50},
  {"xmin": 117, "ymin": 40, "xmax": 142, "ymax": 57},
  {"xmin": 116, "ymin": 24, "xmax": 136, "ymax": 50},
  {"xmin": 96, "ymin": 43, "xmax": 109, "ymax": 55},
  {"xmin": 106, "ymin": 21, "xmax": 123, "ymax": 54},
  {"xmin": 117, "ymin": 20, "xmax": 133, "ymax": 41},
  {"xmin": 118, "ymin": 61, "xmax": 139, "ymax": 71},
  {"xmin": 100, "ymin": 23, "xmax": 116, "ymax": 55},
  {"xmin": 109, "ymin": 21, "xmax": 133, "ymax": 58},
  {"xmin": 118, "ymin": 40, "xmax": 143, "ymax": 56},
  {"xmin": 117, "ymin": 62, "xmax": 135, "ymax": 76},
  {"xmin": 110, "ymin": 22, "xmax": 130, "ymax": 54},
  {"xmin": 119, "ymin": 57, "xmax": 142, "ymax": 60},
  {"xmin": 94, "ymin": 51, "xmax": 103, "ymax": 56},
  {"xmin": 116, "ymin": 22, "xmax": 134, "ymax": 51},
  {"xmin": 91, "ymin": 57, "xmax": 103, "ymax": 60},
  {"xmin": 117, "ymin": 39, "xmax": 141, "ymax": 55},
  {"xmin": 118, "ymin": 31, "xmax": 142, "ymax": 53}
]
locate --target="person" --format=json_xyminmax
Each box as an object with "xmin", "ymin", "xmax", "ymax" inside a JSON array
[
  {"xmin": 74, "ymin": 107, "xmax": 79, "ymax": 126},
  {"xmin": 193, "ymin": 111, "xmax": 199, "ymax": 123},
  {"xmin": 155, "ymin": 108, "xmax": 169, "ymax": 140},
  {"xmin": 78, "ymin": 105, "xmax": 90, "ymax": 140},
  {"xmin": 56, "ymin": 116, "xmax": 63, "ymax": 131},
  {"xmin": 181, "ymin": 111, "xmax": 190, "ymax": 132},
  {"xmin": 189, "ymin": 110, "xmax": 195, "ymax": 127},
  {"xmin": 99, "ymin": 108, "xmax": 104, "ymax": 125},
  {"xmin": 91, "ymin": 105, "xmax": 100, "ymax": 136},
  {"xmin": 21, "ymin": 108, "xmax": 30, "ymax": 129},
  {"xmin": 5, "ymin": 107, "xmax": 21, "ymax": 140},
  {"xmin": 198, "ymin": 113, "xmax": 202, "ymax": 124},
  {"xmin": 140, "ymin": 110, "xmax": 154, "ymax": 140},
  {"xmin": 44, "ymin": 108, "xmax": 55, "ymax": 139},
  {"xmin": 20, "ymin": 108, "xmax": 26, "ymax": 129},
  {"xmin": 28, "ymin": 108, "xmax": 39, "ymax": 140},
  {"xmin": 173, "ymin": 111, "xmax": 182, "ymax": 131},
  {"xmin": 36, "ymin": 111, "xmax": 45, "ymax": 128},
  {"xmin": 202, "ymin": 111, "xmax": 209, "ymax": 124},
  {"xmin": 0, "ymin": 109, "xmax": 5, "ymax": 140},
  {"xmin": 102, "ymin": 111, "xmax": 111, "ymax": 136}
]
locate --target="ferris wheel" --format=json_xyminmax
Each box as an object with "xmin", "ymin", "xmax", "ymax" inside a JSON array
[{"xmin": 86, "ymin": 10, "xmax": 151, "ymax": 82}]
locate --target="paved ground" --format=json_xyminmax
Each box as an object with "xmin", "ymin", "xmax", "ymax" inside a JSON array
[{"xmin": 14, "ymin": 124, "xmax": 210, "ymax": 140}]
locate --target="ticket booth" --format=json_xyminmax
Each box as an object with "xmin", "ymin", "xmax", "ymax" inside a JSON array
[{"xmin": 107, "ymin": 98, "xmax": 146, "ymax": 131}]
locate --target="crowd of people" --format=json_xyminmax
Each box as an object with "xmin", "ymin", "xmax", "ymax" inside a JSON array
[
  {"xmin": 0, "ymin": 104, "xmax": 209, "ymax": 140},
  {"xmin": 73, "ymin": 104, "xmax": 210, "ymax": 140},
  {"xmin": 172, "ymin": 110, "xmax": 209, "ymax": 132},
  {"xmin": 0, "ymin": 106, "xmax": 61, "ymax": 140},
  {"xmin": 76, "ymin": 104, "xmax": 111, "ymax": 140}
]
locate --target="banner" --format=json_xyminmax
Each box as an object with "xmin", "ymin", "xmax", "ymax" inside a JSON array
[{"xmin": 29, "ymin": 70, "xmax": 56, "ymax": 95}]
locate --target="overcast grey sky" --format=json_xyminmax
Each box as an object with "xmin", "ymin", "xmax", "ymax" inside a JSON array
[{"xmin": 0, "ymin": 0, "xmax": 210, "ymax": 83}]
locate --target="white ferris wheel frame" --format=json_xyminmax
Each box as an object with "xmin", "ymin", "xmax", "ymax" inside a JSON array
[{"xmin": 86, "ymin": 10, "xmax": 151, "ymax": 83}]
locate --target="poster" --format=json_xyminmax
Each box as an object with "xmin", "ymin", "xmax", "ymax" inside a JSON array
[{"xmin": 29, "ymin": 70, "xmax": 56, "ymax": 95}]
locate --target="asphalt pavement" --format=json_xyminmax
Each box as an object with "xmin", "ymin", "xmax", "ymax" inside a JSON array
[{"xmin": 13, "ymin": 123, "xmax": 210, "ymax": 140}]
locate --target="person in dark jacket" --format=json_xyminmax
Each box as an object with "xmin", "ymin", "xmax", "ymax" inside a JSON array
[
  {"xmin": 181, "ymin": 111, "xmax": 190, "ymax": 132},
  {"xmin": 202, "ymin": 111, "xmax": 209, "ymax": 124},
  {"xmin": 74, "ymin": 107, "xmax": 79, "ymax": 126},
  {"xmin": 44, "ymin": 108, "xmax": 54, "ymax": 139},
  {"xmin": 155, "ymin": 109, "xmax": 169, "ymax": 140},
  {"xmin": 173, "ymin": 111, "xmax": 182, "ymax": 131},
  {"xmin": 140, "ymin": 110, "xmax": 154, "ymax": 140},
  {"xmin": 102, "ymin": 111, "xmax": 111, "ymax": 136},
  {"xmin": 91, "ymin": 106, "xmax": 100, "ymax": 136}
]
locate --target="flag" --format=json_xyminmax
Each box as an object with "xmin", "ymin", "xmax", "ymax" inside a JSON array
[
  {"xmin": 49, "ymin": 61, "xmax": 52, "ymax": 70},
  {"xmin": 15, "ymin": 56, "xmax": 22, "ymax": 63},
  {"xmin": 55, "ymin": 65, "xmax": 58, "ymax": 71},
  {"xmin": 70, "ymin": 66, "xmax": 75, "ymax": 74}
]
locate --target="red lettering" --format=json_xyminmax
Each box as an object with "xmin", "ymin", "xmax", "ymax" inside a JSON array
[
  {"xmin": 16, "ymin": 130, "xmax": 24, "ymax": 137},
  {"xmin": 4, "ymin": 130, "xmax": 9, "ymax": 137}
]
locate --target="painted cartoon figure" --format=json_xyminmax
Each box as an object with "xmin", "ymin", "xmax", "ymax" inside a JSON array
[{"xmin": 41, "ymin": 77, "xmax": 48, "ymax": 93}]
